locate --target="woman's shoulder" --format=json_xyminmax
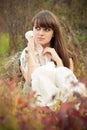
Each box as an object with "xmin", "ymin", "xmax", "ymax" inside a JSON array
[
  {"xmin": 20, "ymin": 47, "xmax": 28, "ymax": 63},
  {"xmin": 22, "ymin": 47, "xmax": 28, "ymax": 54},
  {"xmin": 20, "ymin": 47, "xmax": 28, "ymax": 57}
]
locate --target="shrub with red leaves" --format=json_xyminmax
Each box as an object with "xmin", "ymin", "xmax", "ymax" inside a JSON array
[{"xmin": 0, "ymin": 77, "xmax": 87, "ymax": 130}]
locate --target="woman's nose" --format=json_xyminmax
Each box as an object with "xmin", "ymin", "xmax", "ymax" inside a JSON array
[{"xmin": 39, "ymin": 29, "xmax": 44, "ymax": 35}]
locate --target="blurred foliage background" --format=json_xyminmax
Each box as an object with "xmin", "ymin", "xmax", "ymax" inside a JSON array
[
  {"xmin": 0, "ymin": 0, "xmax": 87, "ymax": 78},
  {"xmin": 0, "ymin": 1, "xmax": 87, "ymax": 129}
]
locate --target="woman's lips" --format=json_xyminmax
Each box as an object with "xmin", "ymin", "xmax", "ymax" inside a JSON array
[{"xmin": 38, "ymin": 37, "xmax": 44, "ymax": 41}]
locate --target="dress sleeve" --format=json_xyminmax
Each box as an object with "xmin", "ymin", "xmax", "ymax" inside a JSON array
[{"xmin": 20, "ymin": 47, "xmax": 28, "ymax": 73}]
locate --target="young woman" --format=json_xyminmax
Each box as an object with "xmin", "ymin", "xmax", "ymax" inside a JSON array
[{"xmin": 20, "ymin": 10, "xmax": 87, "ymax": 110}]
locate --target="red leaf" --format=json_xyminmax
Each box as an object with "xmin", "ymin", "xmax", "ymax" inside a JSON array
[{"xmin": 60, "ymin": 102, "xmax": 72, "ymax": 113}]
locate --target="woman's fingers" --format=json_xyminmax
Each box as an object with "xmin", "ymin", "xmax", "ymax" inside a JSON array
[
  {"xmin": 43, "ymin": 47, "xmax": 54, "ymax": 54},
  {"xmin": 43, "ymin": 47, "xmax": 63, "ymax": 66},
  {"xmin": 43, "ymin": 47, "xmax": 58, "ymax": 60}
]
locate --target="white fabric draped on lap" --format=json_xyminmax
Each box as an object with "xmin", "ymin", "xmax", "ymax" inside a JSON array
[{"xmin": 31, "ymin": 62, "xmax": 87, "ymax": 109}]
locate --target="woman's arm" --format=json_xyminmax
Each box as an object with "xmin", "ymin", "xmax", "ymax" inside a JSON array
[
  {"xmin": 20, "ymin": 52, "xmax": 38, "ymax": 86},
  {"xmin": 20, "ymin": 37, "xmax": 39, "ymax": 86},
  {"xmin": 43, "ymin": 47, "xmax": 74, "ymax": 71},
  {"xmin": 69, "ymin": 58, "xmax": 74, "ymax": 72},
  {"xmin": 26, "ymin": 53, "xmax": 38, "ymax": 85}
]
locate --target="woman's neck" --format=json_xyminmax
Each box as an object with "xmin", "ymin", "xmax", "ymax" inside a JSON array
[
  {"xmin": 42, "ymin": 43, "xmax": 50, "ymax": 49},
  {"xmin": 34, "ymin": 41, "xmax": 50, "ymax": 49}
]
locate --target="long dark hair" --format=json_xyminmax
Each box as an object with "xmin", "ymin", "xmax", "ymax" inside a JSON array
[{"xmin": 32, "ymin": 10, "xmax": 70, "ymax": 68}]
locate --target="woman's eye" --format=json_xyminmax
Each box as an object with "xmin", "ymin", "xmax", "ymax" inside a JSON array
[
  {"xmin": 45, "ymin": 28, "xmax": 51, "ymax": 31},
  {"xmin": 35, "ymin": 26, "xmax": 41, "ymax": 31}
]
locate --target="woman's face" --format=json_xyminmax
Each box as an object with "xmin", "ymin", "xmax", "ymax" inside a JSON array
[{"xmin": 33, "ymin": 25, "xmax": 54, "ymax": 48}]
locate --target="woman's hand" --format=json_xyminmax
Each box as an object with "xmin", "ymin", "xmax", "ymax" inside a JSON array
[{"xmin": 43, "ymin": 47, "xmax": 63, "ymax": 67}]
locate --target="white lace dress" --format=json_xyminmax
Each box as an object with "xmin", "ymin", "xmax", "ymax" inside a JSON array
[{"xmin": 20, "ymin": 31, "xmax": 87, "ymax": 110}]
